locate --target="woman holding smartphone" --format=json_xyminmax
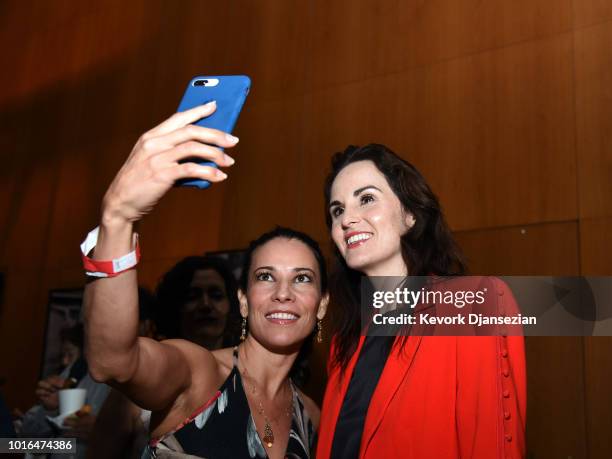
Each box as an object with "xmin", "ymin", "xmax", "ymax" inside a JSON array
[
  {"xmin": 316, "ymin": 144, "xmax": 526, "ymax": 459},
  {"xmin": 83, "ymin": 103, "xmax": 327, "ymax": 459}
]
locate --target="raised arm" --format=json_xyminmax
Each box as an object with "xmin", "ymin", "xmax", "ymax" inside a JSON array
[{"xmin": 83, "ymin": 102, "xmax": 238, "ymax": 412}]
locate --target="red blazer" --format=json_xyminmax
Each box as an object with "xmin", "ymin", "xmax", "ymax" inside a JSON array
[{"xmin": 317, "ymin": 277, "xmax": 526, "ymax": 459}]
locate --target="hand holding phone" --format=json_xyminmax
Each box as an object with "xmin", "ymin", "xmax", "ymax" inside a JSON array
[
  {"xmin": 176, "ymin": 75, "xmax": 251, "ymax": 188},
  {"xmin": 101, "ymin": 102, "xmax": 238, "ymax": 226}
]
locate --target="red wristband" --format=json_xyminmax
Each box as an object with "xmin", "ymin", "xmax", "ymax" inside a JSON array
[{"xmin": 80, "ymin": 226, "xmax": 140, "ymax": 278}]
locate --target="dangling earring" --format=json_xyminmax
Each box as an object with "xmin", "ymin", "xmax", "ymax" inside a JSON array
[
  {"xmin": 240, "ymin": 317, "xmax": 247, "ymax": 341},
  {"xmin": 316, "ymin": 319, "xmax": 323, "ymax": 343}
]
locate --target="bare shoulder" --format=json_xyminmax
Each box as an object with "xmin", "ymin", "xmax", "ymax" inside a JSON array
[
  {"xmin": 296, "ymin": 388, "xmax": 321, "ymax": 429},
  {"xmin": 158, "ymin": 341, "xmax": 236, "ymax": 382},
  {"xmin": 211, "ymin": 347, "xmax": 236, "ymax": 378},
  {"xmin": 156, "ymin": 339, "xmax": 223, "ymax": 392},
  {"xmin": 161, "ymin": 339, "xmax": 215, "ymax": 367}
]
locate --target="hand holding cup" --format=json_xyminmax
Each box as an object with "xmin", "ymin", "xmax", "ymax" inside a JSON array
[{"xmin": 35, "ymin": 375, "xmax": 65, "ymax": 411}]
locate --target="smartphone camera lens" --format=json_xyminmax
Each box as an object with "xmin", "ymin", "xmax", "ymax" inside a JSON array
[{"xmin": 194, "ymin": 79, "xmax": 208, "ymax": 86}]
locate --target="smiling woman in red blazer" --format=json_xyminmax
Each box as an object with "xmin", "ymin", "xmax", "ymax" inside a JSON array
[{"xmin": 317, "ymin": 144, "xmax": 526, "ymax": 459}]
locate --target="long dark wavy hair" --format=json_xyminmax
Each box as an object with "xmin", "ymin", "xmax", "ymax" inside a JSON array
[
  {"xmin": 239, "ymin": 226, "xmax": 328, "ymax": 388},
  {"xmin": 155, "ymin": 256, "xmax": 242, "ymax": 347},
  {"xmin": 324, "ymin": 144, "xmax": 467, "ymax": 371}
]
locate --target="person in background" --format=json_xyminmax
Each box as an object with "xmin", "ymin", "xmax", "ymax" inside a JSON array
[
  {"xmin": 155, "ymin": 256, "xmax": 242, "ymax": 349},
  {"xmin": 18, "ymin": 323, "xmax": 110, "ymax": 459},
  {"xmin": 58, "ymin": 325, "xmax": 84, "ymax": 369}
]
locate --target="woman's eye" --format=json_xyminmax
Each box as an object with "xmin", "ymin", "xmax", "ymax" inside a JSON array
[
  {"xmin": 187, "ymin": 288, "xmax": 202, "ymax": 300},
  {"xmin": 360, "ymin": 194, "xmax": 375, "ymax": 205},
  {"xmin": 207, "ymin": 288, "xmax": 225, "ymax": 301},
  {"xmin": 256, "ymin": 272, "xmax": 273, "ymax": 281},
  {"xmin": 331, "ymin": 207, "xmax": 344, "ymax": 218},
  {"xmin": 295, "ymin": 274, "xmax": 312, "ymax": 283}
]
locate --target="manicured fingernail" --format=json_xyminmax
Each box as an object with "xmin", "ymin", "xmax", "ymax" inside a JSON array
[
  {"xmin": 216, "ymin": 170, "xmax": 228, "ymax": 179},
  {"xmin": 205, "ymin": 100, "xmax": 216, "ymax": 108},
  {"xmin": 226, "ymin": 134, "xmax": 239, "ymax": 144},
  {"xmin": 224, "ymin": 154, "xmax": 235, "ymax": 165}
]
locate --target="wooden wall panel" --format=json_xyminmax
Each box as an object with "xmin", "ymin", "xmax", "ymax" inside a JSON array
[
  {"xmin": 303, "ymin": 34, "xmax": 577, "ymax": 234},
  {"xmin": 219, "ymin": 96, "xmax": 309, "ymax": 249},
  {"xmin": 310, "ymin": 0, "xmax": 572, "ymax": 89},
  {"xmin": 299, "ymin": 77, "xmax": 404, "ymax": 242},
  {"xmin": 137, "ymin": 258, "xmax": 185, "ymax": 292},
  {"xmin": 45, "ymin": 268, "xmax": 88, "ymax": 292},
  {"xmin": 524, "ymin": 336, "xmax": 588, "ymax": 459},
  {"xmin": 0, "ymin": 174, "xmax": 17, "ymax": 255},
  {"xmin": 0, "ymin": 271, "xmax": 47, "ymax": 411},
  {"xmin": 0, "ymin": 120, "xmax": 32, "ymax": 263},
  {"xmin": 454, "ymin": 221, "xmax": 580, "ymax": 276},
  {"xmin": 223, "ymin": 0, "xmax": 313, "ymax": 103},
  {"xmin": 0, "ymin": 152, "xmax": 58, "ymax": 271},
  {"xmin": 396, "ymin": 34, "xmax": 577, "ymax": 231},
  {"xmin": 580, "ymin": 217, "xmax": 612, "ymax": 276},
  {"xmin": 573, "ymin": 0, "xmax": 612, "ymax": 29},
  {"xmin": 574, "ymin": 21, "xmax": 612, "ymax": 219},
  {"xmin": 144, "ymin": 0, "xmax": 236, "ymax": 124},
  {"xmin": 0, "ymin": 0, "xmax": 146, "ymax": 34},
  {"xmin": 44, "ymin": 137, "xmax": 138, "ymax": 271},
  {"xmin": 69, "ymin": 2, "xmax": 165, "ymax": 143},
  {"xmin": 0, "ymin": 0, "xmax": 156, "ymax": 109},
  {"xmin": 583, "ymin": 336, "xmax": 612, "ymax": 459},
  {"xmin": 44, "ymin": 145, "xmax": 101, "ymax": 270},
  {"xmin": 139, "ymin": 183, "xmax": 227, "ymax": 261}
]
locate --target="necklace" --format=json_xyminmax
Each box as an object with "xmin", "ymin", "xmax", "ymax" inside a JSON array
[{"xmin": 240, "ymin": 355, "xmax": 293, "ymax": 448}]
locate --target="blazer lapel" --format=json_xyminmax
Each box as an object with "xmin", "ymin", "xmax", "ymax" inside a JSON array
[
  {"xmin": 319, "ymin": 335, "xmax": 367, "ymax": 457},
  {"xmin": 359, "ymin": 334, "xmax": 423, "ymax": 457}
]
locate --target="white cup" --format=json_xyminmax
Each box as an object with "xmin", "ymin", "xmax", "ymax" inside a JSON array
[{"xmin": 58, "ymin": 388, "xmax": 86, "ymax": 416}]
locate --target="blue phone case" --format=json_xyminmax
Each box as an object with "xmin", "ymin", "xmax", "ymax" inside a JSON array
[{"xmin": 176, "ymin": 75, "xmax": 251, "ymax": 188}]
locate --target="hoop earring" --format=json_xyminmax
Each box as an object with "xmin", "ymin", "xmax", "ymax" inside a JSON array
[
  {"xmin": 240, "ymin": 317, "xmax": 247, "ymax": 341},
  {"xmin": 316, "ymin": 319, "xmax": 323, "ymax": 343}
]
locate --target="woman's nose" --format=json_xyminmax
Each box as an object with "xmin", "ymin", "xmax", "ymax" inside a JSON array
[
  {"xmin": 273, "ymin": 280, "xmax": 295, "ymax": 302},
  {"xmin": 341, "ymin": 207, "xmax": 360, "ymax": 229},
  {"xmin": 198, "ymin": 294, "xmax": 213, "ymax": 310}
]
